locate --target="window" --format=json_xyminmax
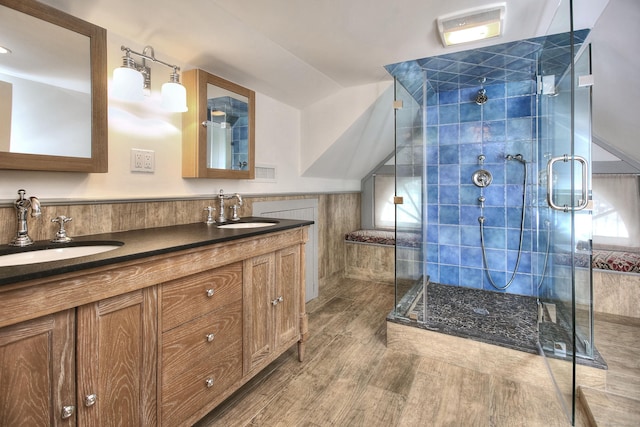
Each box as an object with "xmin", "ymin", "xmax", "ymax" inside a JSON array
[
  {"xmin": 374, "ymin": 174, "xmax": 421, "ymax": 230},
  {"xmin": 592, "ymin": 174, "xmax": 640, "ymax": 249},
  {"xmin": 374, "ymin": 174, "xmax": 395, "ymax": 229}
]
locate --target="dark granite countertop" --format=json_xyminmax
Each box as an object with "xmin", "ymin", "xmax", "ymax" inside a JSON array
[{"xmin": 0, "ymin": 217, "xmax": 313, "ymax": 286}]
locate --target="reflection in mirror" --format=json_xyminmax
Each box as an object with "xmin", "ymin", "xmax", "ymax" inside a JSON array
[
  {"xmin": 0, "ymin": 0, "xmax": 107, "ymax": 172},
  {"xmin": 0, "ymin": 2, "xmax": 91, "ymax": 157},
  {"xmin": 206, "ymin": 85, "xmax": 249, "ymax": 170},
  {"xmin": 182, "ymin": 69, "xmax": 255, "ymax": 179}
]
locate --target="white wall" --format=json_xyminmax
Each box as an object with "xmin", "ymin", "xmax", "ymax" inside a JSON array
[
  {"xmin": 300, "ymin": 81, "xmax": 393, "ymax": 181},
  {"xmin": 0, "ymin": 32, "xmax": 359, "ymax": 201},
  {"xmin": 590, "ymin": 0, "xmax": 640, "ymax": 164}
]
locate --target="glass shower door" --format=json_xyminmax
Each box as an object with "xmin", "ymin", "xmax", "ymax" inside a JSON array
[
  {"xmin": 393, "ymin": 77, "xmax": 425, "ymax": 317},
  {"xmin": 536, "ymin": 33, "xmax": 593, "ymax": 426}
]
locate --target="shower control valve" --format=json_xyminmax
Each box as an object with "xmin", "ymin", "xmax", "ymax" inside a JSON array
[{"xmin": 472, "ymin": 169, "xmax": 493, "ymax": 188}]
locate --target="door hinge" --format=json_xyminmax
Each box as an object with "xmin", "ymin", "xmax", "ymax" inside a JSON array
[
  {"xmin": 538, "ymin": 301, "xmax": 557, "ymax": 323},
  {"xmin": 578, "ymin": 74, "xmax": 594, "ymax": 87}
]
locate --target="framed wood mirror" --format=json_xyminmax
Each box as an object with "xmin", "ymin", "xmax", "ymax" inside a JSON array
[
  {"xmin": 0, "ymin": 0, "xmax": 107, "ymax": 173},
  {"xmin": 182, "ymin": 69, "xmax": 255, "ymax": 179}
]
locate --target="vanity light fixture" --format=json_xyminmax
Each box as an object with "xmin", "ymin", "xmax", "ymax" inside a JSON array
[
  {"xmin": 112, "ymin": 45, "xmax": 188, "ymax": 112},
  {"xmin": 437, "ymin": 3, "xmax": 506, "ymax": 47}
]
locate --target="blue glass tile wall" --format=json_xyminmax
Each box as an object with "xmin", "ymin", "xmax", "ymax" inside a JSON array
[
  {"xmin": 385, "ymin": 31, "xmax": 590, "ymax": 298},
  {"xmin": 425, "ymin": 80, "xmax": 537, "ymax": 296}
]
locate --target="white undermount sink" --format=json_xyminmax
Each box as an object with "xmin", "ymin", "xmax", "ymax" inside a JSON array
[
  {"xmin": 217, "ymin": 222, "xmax": 277, "ymax": 229},
  {"xmin": 0, "ymin": 244, "xmax": 122, "ymax": 267}
]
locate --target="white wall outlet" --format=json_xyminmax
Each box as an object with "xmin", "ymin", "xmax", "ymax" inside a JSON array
[{"xmin": 131, "ymin": 149, "xmax": 155, "ymax": 173}]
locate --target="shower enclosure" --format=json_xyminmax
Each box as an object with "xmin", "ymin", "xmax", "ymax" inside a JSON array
[{"xmin": 388, "ymin": 1, "xmax": 593, "ymax": 424}]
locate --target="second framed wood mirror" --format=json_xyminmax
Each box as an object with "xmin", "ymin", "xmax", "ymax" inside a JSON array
[{"xmin": 182, "ymin": 69, "xmax": 255, "ymax": 179}]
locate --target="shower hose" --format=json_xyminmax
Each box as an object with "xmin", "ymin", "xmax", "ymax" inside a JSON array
[{"xmin": 478, "ymin": 161, "xmax": 551, "ymax": 290}]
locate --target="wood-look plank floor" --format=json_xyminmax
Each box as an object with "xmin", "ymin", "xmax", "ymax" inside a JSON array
[
  {"xmin": 196, "ymin": 276, "xmax": 637, "ymax": 427},
  {"xmin": 579, "ymin": 313, "xmax": 640, "ymax": 426}
]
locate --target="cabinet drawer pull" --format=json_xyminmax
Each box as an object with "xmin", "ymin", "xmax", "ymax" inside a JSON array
[
  {"xmin": 272, "ymin": 296, "xmax": 284, "ymax": 306},
  {"xmin": 61, "ymin": 405, "xmax": 75, "ymax": 419},
  {"xmin": 206, "ymin": 288, "xmax": 215, "ymax": 297},
  {"xmin": 205, "ymin": 378, "xmax": 214, "ymax": 388},
  {"xmin": 206, "ymin": 333, "xmax": 215, "ymax": 342},
  {"xmin": 84, "ymin": 394, "xmax": 97, "ymax": 407}
]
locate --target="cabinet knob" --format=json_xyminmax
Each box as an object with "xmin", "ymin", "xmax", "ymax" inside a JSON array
[
  {"xmin": 206, "ymin": 288, "xmax": 215, "ymax": 297},
  {"xmin": 205, "ymin": 378, "xmax": 215, "ymax": 388},
  {"xmin": 61, "ymin": 405, "xmax": 75, "ymax": 420},
  {"xmin": 84, "ymin": 394, "xmax": 97, "ymax": 407},
  {"xmin": 206, "ymin": 333, "xmax": 215, "ymax": 342},
  {"xmin": 271, "ymin": 296, "xmax": 283, "ymax": 306}
]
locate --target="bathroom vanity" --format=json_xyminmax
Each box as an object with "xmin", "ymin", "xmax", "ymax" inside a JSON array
[{"xmin": 0, "ymin": 218, "xmax": 311, "ymax": 426}]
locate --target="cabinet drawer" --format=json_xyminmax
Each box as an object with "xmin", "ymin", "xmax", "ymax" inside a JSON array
[
  {"xmin": 161, "ymin": 343, "xmax": 242, "ymax": 426},
  {"xmin": 161, "ymin": 262, "xmax": 242, "ymax": 331},
  {"xmin": 162, "ymin": 300, "xmax": 242, "ymax": 382}
]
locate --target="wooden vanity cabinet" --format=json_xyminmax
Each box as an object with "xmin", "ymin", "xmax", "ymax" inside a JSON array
[
  {"xmin": 244, "ymin": 245, "xmax": 302, "ymax": 376},
  {"xmin": 0, "ymin": 310, "xmax": 75, "ymax": 426},
  {"xmin": 0, "ymin": 226, "xmax": 309, "ymax": 427}
]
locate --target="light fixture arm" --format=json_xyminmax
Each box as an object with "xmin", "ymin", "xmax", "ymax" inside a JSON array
[
  {"xmin": 120, "ymin": 45, "xmax": 182, "ymax": 89},
  {"xmin": 121, "ymin": 45, "xmax": 180, "ymax": 74}
]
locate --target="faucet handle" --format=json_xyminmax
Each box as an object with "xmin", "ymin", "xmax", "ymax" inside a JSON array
[
  {"xmin": 230, "ymin": 204, "xmax": 240, "ymax": 221},
  {"xmin": 51, "ymin": 216, "xmax": 73, "ymax": 243},
  {"xmin": 203, "ymin": 206, "xmax": 216, "ymax": 225}
]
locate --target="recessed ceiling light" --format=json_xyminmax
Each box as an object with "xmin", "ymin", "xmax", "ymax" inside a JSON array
[
  {"xmin": 437, "ymin": 3, "xmax": 506, "ymax": 47},
  {"xmin": 0, "ymin": 45, "xmax": 12, "ymax": 54}
]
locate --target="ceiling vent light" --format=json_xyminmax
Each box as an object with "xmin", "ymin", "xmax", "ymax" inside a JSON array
[{"xmin": 437, "ymin": 3, "xmax": 506, "ymax": 47}]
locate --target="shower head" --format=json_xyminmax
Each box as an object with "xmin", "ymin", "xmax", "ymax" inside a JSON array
[
  {"xmin": 506, "ymin": 154, "xmax": 526, "ymax": 164},
  {"xmin": 475, "ymin": 88, "xmax": 488, "ymax": 105}
]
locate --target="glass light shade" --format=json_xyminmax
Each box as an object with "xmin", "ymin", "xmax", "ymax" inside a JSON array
[
  {"xmin": 112, "ymin": 66, "xmax": 144, "ymax": 101},
  {"xmin": 161, "ymin": 82, "xmax": 188, "ymax": 112}
]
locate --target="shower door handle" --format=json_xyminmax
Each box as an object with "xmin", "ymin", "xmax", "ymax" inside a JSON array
[{"xmin": 546, "ymin": 154, "xmax": 589, "ymax": 212}]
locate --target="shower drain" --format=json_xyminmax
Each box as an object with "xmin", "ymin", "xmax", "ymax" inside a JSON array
[{"xmin": 473, "ymin": 307, "xmax": 489, "ymax": 315}]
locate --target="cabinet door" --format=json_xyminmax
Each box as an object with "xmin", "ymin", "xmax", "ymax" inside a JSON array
[
  {"xmin": 76, "ymin": 287, "xmax": 157, "ymax": 427},
  {"xmin": 0, "ymin": 310, "xmax": 75, "ymax": 427},
  {"xmin": 243, "ymin": 253, "xmax": 275, "ymax": 375},
  {"xmin": 274, "ymin": 246, "xmax": 301, "ymax": 350}
]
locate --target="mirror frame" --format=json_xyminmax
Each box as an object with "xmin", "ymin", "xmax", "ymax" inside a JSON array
[
  {"xmin": 0, "ymin": 0, "xmax": 107, "ymax": 173},
  {"xmin": 182, "ymin": 69, "xmax": 255, "ymax": 179}
]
